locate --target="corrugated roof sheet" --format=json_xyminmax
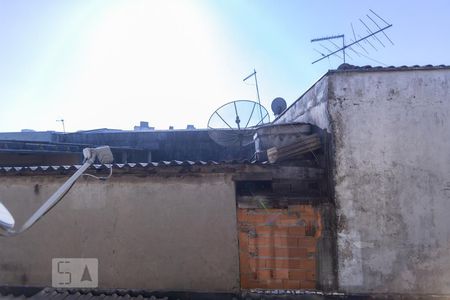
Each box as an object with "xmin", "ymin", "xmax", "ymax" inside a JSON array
[
  {"xmin": 330, "ymin": 63, "xmax": 450, "ymax": 73},
  {"xmin": 0, "ymin": 160, "xmax": 269, "ymax": 174},
  {"xmin": 0, "ymin": 287, "xmax": 357, "ymax": 299},
  {"xmin": 0, "ymin": 288, "xmax": 169, "ymax": 299}
]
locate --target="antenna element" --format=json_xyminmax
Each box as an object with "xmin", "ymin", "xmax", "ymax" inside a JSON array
[{"xmin": 311, "ymin": 10, "xmax": 393, "ymax": 65}]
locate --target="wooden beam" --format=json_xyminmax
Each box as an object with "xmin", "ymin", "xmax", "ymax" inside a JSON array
[{"xmin": 267, "ymin": 134, "xmax": 321, "ymax": 163}]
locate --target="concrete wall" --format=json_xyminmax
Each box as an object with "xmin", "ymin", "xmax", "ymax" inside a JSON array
[
  {"xmin": 329, "ymin": 69, "xmax": 450, "ymax": 294},
  {"xmin": 274, "ymin": 75, "xmax": 329, "ymax": 130},
  {"xmin": 0, "ymin": 173, "xmax": 239, "ymax": 292},
  {"xmin": 274, "ymin": 67, "xmax": 450, "ymax": 294}
]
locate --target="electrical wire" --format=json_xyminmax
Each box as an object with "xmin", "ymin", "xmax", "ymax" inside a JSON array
[{"xmin": 83, "ymin": 164, "xmax": 113, "ymax": 181}]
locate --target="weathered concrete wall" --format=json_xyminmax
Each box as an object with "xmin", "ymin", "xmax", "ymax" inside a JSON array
[
  {"xmin": 274, "ymin": 67, "xmax": 450, "ymax": 294},
  {"xmin": 274, "ymin": 75, "xmax": 330, "ymax": 130},
  {"xmin": 328, "ymin": 69, "xmax": 450, "ymax": 294},
  {"xmin": 0, "ymin": 174, "xmax": 239, "ymax": 292}
]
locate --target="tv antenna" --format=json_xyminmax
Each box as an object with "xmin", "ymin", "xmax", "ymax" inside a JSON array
[
  {"xmin": 207, "ymin": 100, "xmax": 270, "ymax": 148},
  {"xmin": 243, "ymin": 69, "xmax": 263, "ymax": 121},
  {"xmin": 311, "ymin": 9, "xmax": 394, "ymax": 65},
  {"xmin": 56, "ymin": 119, "xmax": 66, "ymax": 133}
]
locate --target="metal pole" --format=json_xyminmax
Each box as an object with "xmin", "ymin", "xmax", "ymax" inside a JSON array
[
  {"xmin": 342, "ymin": 35, "xmax": 346, "ymax": 63},
  {"xmin": 57, "ymin": 119, "xmax": 66, "ymax": 133},
  {"xmin": 253, "ymin": 69, "xmax": 263, "ymax": 121},
  {"xmin": 243, "ymin": 69, "xmax": 263, "ymax": 122}
]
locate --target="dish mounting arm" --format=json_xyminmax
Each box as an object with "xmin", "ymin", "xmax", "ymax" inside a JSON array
[{"xmin": 0, "ymin": 146, "xmax": 114, "ymax": 237}]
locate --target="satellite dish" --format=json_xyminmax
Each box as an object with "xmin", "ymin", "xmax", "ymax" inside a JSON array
[
  {"xmin": 208, "ymin": 100, "xmax": 270, "ymax": 147},
  {"xmin": 271, "ymin": 97, "xmax": 287, "ymax": 116},
  {"xmin": 0, "ymin": 202, "xmax": 15, "ymax": 230}
]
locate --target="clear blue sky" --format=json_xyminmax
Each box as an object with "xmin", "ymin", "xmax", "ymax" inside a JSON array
[{"xmin": 0, "ymin": 0, "xmax": 449, "ymax": 132}]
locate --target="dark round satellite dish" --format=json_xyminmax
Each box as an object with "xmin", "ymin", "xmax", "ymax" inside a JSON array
[
  {"xmin": 271, "ymin": 97, "xmax": 287, "ymax": 116},
  {"xmin": 208, "ymin": 100, "xmax": 270, "ymax": 147}
]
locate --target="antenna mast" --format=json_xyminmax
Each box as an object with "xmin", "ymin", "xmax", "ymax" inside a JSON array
[
  {"xmin": 243, "ymin": 69, "xmax": 263, "ymax": 121},
  {"xmin": 56, "ymin": 119, "xmax": 65, "ymax": 133}
]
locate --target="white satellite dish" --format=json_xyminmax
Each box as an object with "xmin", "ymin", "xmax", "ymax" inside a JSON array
[{"xmin": 0, "ymin": 202, "xmax": 14, "ymax": 230}]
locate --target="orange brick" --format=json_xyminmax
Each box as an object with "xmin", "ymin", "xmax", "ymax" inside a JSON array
[
  {"xmin": 243, "ymin": 271, "xmax": 257, "ymax": 280},
  {"xmin": 298, "ymin": 259, "xmax": 316, "ymax": 271},
  {"xmin": 265, "ymin": 279, "xmax": 284, "ymax": 289},
  {"xmin": 256, "ymin": 247, "xmax": 275, "ymax": 257},
  {"xmin": 239, "ymin": 232, "xmax": 249, "ymax": 249},
  {"xmin": 237, "ymin": 209, "xmax": 247, "ymax": 221},
  {"xmin": 257, "ymin": 269, "xmax": 273, "ymax": 280},
  {"xmin": 283, "ymin": 259, "xmax": 303, "ymax": 269},
  {"xmin": 248, "ymin": 243, "xmax": 257, "ymax": 252},
  {"xmin": 274, "ymin": 236, "xmax": 299, "ymax": 247},
  {"xmin": 247, "ymin": 257, "xmax": 255, "ymax": 269},
  {"xmin": 257, "ymin": 226, "xmax": 305, "ymax": 237},
  {"xmin": 254, "ymin": 258, "xmax": 272, "ymax": 268},
  {"xmin": 297, "ymin": 237, "xmax": 317, "ymax": 248},
  {"xmin": 249, "ymin": 236, "xmax": 277, "ymax": 247},
  {"xmin": 282, "ymin": 247, "xmax": 308, "ymax": 258},
  {"xmin": 300, "ymin": 280, "xmax": 316, "ymax": 289},
  {"xmin": 287, "ymin": 226, "xmax": 306, "ymax": 236},
  {"xmin": 240, "ymin": 275, "xmax": 250, "ymax": 288},
  {"xmin": 266, "ymin": 259, "xmax": 301, "ymax": 269},
  {"xmin": 239, "ymin": 254, "xmax": 250, "ymax": 272},
  {"xmin": 273, "ymin": 269, "xmax": 289, "ymax": 279},
  {"xmin": 256, "ymin": 247, "xmax": 308, "ymax": 258},
  {"xmin": 282, "ymin": 279, "xmax": 301, "ymax": 289},
  {"xmin": 240, "ymin": 272, "xmax": 257, "ymax": 286},
  {"xmin": 249, "ymin": 238, "xmax": 316, "ymax": 253},
  {"xmin": 244, "ymin": 279, "xmax": 267, "ymax": 289},
  {"xmin": 305, "ymin": 270, "xmax": 315, "ymax": 281},
  {"xmin": 275, "ymin": 258, "xmax": 316, "ymax": 270},
  {"xmin": 289, "ymin": 270, "xmax": 306, "ymax": 280},
  {"xmin": 277, "ymin": 218, "xmax": 302, "ymax": 226},
  {"xmin": 281, "ymin": 247, "xmax": 298, "ymax": 257},
  {"xmin": 254, "ymin": 225, "xmax": 277, "ymax": 234},
  {"xmin": 260, "ymin": 258, "xmax": 276, "ymax": 269}
]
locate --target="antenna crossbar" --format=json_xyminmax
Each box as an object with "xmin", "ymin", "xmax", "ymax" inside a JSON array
[
  {"xmin": 311, "ymin": 34, "xmax": 344, "ymax": 43},
  {"xmin": 312, "ymin": 24, "xmax": 392, "ymax": 64}
]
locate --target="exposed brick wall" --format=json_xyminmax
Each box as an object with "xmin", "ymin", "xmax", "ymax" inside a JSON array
[{"xmin": 238, "ymin": 205, "xmax": 322, "ymax": 290}]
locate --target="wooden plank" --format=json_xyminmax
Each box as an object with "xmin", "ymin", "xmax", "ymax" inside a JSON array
[{"xmin": 267, "ymin": 134, "xmax": 321, "ymax": 164}]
